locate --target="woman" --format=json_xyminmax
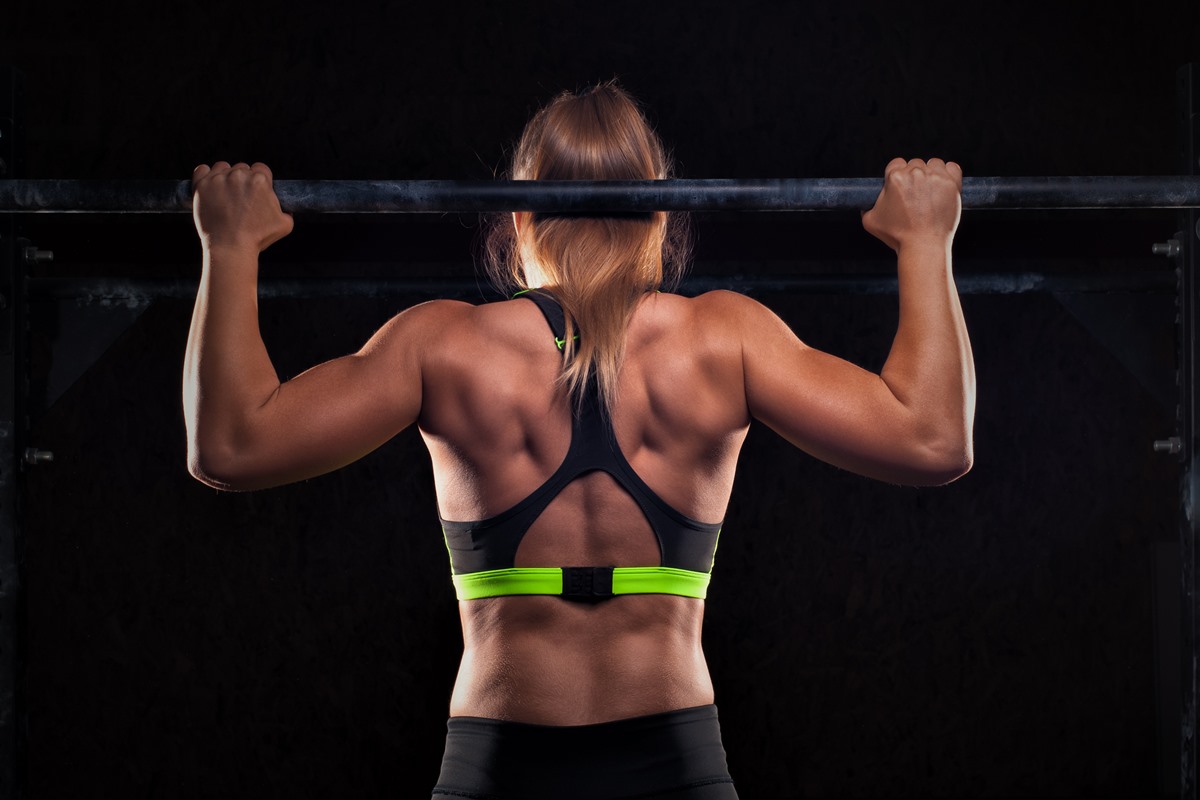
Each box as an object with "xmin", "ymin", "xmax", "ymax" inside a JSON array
[{"xmin": 185, "ymin": 82, "xmax": 973, "ymax": 800}]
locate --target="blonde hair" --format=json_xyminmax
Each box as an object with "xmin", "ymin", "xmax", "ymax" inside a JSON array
[{"xmin": 485, "ymin": 80, "xmax": 691, "ymax": 415}]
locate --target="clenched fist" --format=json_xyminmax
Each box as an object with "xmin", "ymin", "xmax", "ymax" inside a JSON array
[
  {"xmin": 192, "ymin": 161, "xmax": 294, "ymax": 253},
  {"xmin": 862, "ymin": 158, "xmax": 962, "ymax": 253}
]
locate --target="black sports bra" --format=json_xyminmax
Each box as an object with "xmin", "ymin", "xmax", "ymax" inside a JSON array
[{"xmin": 440, "ymin": 290, "xmax": 723, "ymax": 601}]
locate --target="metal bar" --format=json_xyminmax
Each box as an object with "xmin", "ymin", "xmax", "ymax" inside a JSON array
[
  {"xmin": 1, "ymin": 176, "xmax": 1200, "ymax": 214},
  {"xmin": 25, "ymin": 271, "xmax": 1178, "ymax": 306}
]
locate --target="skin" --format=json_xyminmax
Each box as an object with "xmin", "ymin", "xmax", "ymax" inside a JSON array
[{"xmin": 184, "ymin": 157, "xmax": 974, "ymax": 725}]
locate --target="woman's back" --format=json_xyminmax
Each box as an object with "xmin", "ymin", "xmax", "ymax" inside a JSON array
[
  {"xmin": 418, "ymin": 290, "xmax": 750, "ymax": 724},
  {"xmin": 184, "ymin": 80, "xmax": 971, "ymax": 798}
]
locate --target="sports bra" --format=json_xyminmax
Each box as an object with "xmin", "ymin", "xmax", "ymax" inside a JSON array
[{"xmin": 440, "ymin": 290, "xmax": 723, "ymax": 602}]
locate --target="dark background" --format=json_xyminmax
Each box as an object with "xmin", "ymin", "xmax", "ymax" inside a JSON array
[{"xmin": 3, "ymin": 0, "xmax": 1199, "ymax": 797}]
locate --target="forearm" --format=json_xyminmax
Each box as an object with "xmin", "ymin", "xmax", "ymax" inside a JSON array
[
  {"xmin": 879, "ymin": 239, "xmax": 976, "ymax": 466},
  {"xmin": 183, "ymin": 243, "xmax": 281, "ymax": 478}
]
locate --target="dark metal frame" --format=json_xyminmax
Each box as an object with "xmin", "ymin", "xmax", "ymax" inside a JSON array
[
  {"xmin": 1, "ymin": 64, "xmax": 1198, "ymax": 800},
  {"xmin": 0, "ymin": 65, "xmax": 25, "ymax": 800},
  {"xmin": 1, "ymin": 175, "xmax": 1200, "ymax": 214},
  {"xmin": 1177, "ymin": 62, "xmax": 1199, "ymax": 800}
]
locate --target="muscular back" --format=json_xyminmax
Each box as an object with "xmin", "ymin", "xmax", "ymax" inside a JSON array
[
  {"xmin": 420, "ymin": 291, "xmax": 750, "ymax": 541},
  {"xmin": 415, "ymin": 291, "xmax": 751, "ymax": 723}
]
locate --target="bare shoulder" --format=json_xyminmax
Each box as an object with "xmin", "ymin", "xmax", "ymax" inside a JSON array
[
  {"xmin": 663, "ymin": 289, "xmax": 797, "ymax": 347},
  {"xmin": 363, "ymin": 298, "xmax": 477, "ymax": 355},
  {"xmin": 645, "ymin": 289, "xmax": 750, "ymax": 319},
  {"xmin": 391, "ymin": 297, "xmax": 477, "ymax": 328},
  {"xmin": 689, "ymin": 289, "xmax": 754, "ymax": 316},
  {"xmin": 375, "ymin": 297, "xmax": 475, "ymax": 330},
  {"xmin": 369, "ymin": 295, "xmax": 562, "ymax": 373},
  {"xmin": 691, "ymin": 288, "xmax": 782, "ymax": 321}
]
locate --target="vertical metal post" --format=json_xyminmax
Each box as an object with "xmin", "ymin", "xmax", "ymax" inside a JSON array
[
  {"xmin": 1180, "ymin": 62, "xmax": 1200, "ymax": 800},
  {"xmin": 0, "ymin": 65, "xmax": 23, "ymax": 800}
]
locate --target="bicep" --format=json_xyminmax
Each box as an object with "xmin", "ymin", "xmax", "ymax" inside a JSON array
[
  {"xmin": 199, "ymin": 300, "xmax": 457, "ymax": 490},
  {"xmin": 731, "ymin": 293, "xmax": 952, "ymax": 485}
]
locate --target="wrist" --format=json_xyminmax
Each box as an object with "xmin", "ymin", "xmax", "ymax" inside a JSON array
[
  {"xmin": 201, "ymin": 240, "xmax": 262, "ymax": 282},
  {"xmin": 201, "ymin": 234, "xmax": 262, "ymax": 257},
  {"xmin": 895, "ymin": 235, "xmax": 952, "ymax": 257}
]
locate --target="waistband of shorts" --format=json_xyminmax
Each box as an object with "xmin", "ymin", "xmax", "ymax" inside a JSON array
[
  {"xmin": 433, "ymin": 704, "xmax": 734, "ymax": 799},
  {"xmin": 445, "ymin": 703, "xmax": 720, "ymax": 735}
]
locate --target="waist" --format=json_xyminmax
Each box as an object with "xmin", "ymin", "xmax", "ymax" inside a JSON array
[{"xmin": 453, "ymin": 593, "xmax": 712, "ymax": 724}]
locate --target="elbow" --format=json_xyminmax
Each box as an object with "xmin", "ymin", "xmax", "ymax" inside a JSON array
[
  {"xmin": 921, "ymin": 452, "xmax": 973, "ymax": 487},
  {"xmin": 910, "ymin": 438, "xmax": 973, "ymax": 486},
  {"xmin": 187, "ymin": 442, "xmax": 247, "ymax": 492},
  {"xmin": 184, "ymin": 409, "xmax": 269, "ymax": 491}
]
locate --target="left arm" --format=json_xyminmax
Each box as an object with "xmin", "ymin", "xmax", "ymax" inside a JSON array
[{"xmin": 182, "ymin": 161, "xmax": 451, "ymax": 491}]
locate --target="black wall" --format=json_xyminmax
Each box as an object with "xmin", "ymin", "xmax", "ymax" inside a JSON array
[{"xmin": 3, "ymin": 1, "xmax": 1198, "ymax": 797}]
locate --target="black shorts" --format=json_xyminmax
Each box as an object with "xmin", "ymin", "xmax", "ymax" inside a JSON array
[{"xmin": 430, "ymin": 704, "xmax": 739, "ymax": 800}]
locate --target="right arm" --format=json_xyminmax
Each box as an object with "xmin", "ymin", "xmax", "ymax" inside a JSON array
[
  {"xmin": 731, "ymin": 157, "xmax": 974, "ymax": 486},
  {"xmin": 183, "ymin": 161, "xmax": 465, "ymax": 491}
]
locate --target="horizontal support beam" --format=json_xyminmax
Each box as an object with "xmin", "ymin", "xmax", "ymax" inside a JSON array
[
  {"xmin": 2, "ymin": 177, "xmax": 1200, "ymax": 214},
  {"xmin": 28, "ymin": 272, "xmax": 1176, "ymax": 306}
]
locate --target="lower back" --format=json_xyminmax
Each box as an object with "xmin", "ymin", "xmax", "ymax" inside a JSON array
[{"xmin": 449, "ymin": 593, "xmax": 714, "ymax": 724}]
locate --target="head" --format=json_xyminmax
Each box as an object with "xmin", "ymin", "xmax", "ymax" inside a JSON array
[{"xmin": 486, "ymin": 80, "xmax": 691, "ymax": 412}]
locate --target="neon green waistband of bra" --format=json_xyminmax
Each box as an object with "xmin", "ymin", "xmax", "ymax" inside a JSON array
[{"xmin": 451, "ymin": 566, "xmax": 711, "ymax": 601}]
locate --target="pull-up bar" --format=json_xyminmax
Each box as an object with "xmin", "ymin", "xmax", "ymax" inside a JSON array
[{"xmin": 1, "ymin": 176, "xmax": 1199, "ymax": 213}]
